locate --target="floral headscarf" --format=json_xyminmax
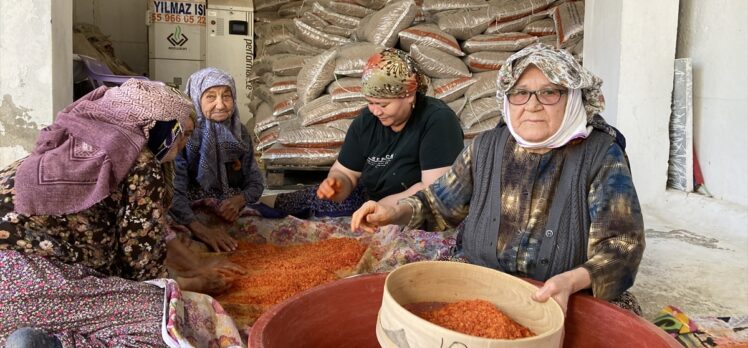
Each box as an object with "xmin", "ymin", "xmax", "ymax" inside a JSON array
[
  {"xmin": 361, "ymin": 48, "xmax": 429, "ymax": 99},
  {"xmin": 496, "ymin": 43, "xmax": 605, "ymax": 121},
  {"xmin": 184, "ymin": 67, "xmax": 250, "ymax": 194}
]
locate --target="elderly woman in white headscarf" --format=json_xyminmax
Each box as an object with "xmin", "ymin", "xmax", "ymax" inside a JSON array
[
  {"xmin": 171, "ymin": 67, "xmax": 265, "ymax": 252},
  {"xmin": 351, "ymin": 43, "xmax": 645, "ymax": 314}
]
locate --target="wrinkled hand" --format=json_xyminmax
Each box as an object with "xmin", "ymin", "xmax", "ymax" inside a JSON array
[
  {"xmin": 532, "ymin": 273, "xmax": 575, "ymax": 314},
  {"xmin": 317, "ymin": 177, "xmax": 346, "ymax": 201},
  {"xmin": 192, "ymin": 223, "xmax": 238, "ymax": 252},
  {"xmin": 179, "ymin": 263, "xmax": 245, "ymax": 295},
  {"xmin": 351, "ymin": 200, "xmax": 396, "ymax": 232},
  {"xmin": 217, "ymin": 195, "xmax": 246, "ymax": 222}
]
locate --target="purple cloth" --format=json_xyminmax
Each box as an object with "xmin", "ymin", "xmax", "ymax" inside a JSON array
[{"xmin": 13, "ymin": 80, "xmax": 194, "ymax": 216}]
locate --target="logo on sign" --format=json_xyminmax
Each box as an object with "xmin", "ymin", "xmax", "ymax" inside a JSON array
[{"xmin": 167, "ymin": 25, "xmax": 188, "ymax": 48}]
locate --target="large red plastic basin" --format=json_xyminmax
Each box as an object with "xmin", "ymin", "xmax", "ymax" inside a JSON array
[{"xmin": 249, "ymin": 273, "xmax": 680, "ymax": 348}]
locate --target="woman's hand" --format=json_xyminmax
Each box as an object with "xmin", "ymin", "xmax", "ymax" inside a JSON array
[
  {"xmin": 531, "ymin": 267, "xmax": 592, "ymax": 314},
  {"xmin": 177, "ymin": 262, "xmax": 245, "ymax": 295},
  {"xmin": 351, "ymin": 200, "xmax": 397, "ymax": 232},
  {"xmin": 189, "ymin": 221, "xmax": 238, "ymax": 252},
  {"xmin": 316, "ymin": 177, "xmax": 347, "ymax": 201},
  {"xmin": 218, "ymin": 194, "xmax": 246, "ymax": 222}
]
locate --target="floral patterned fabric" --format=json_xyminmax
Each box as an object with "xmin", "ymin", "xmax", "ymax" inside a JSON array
[
  {"xmin": 0, "ymin": 251, "xmax": 243, "ymax": 348},
  {"xmin": 0, "ymin": 149, "xmax": 170, "ymax": 281},
  {"xmin": 361, "ymin": 48, "xmax": 429, "ymax": 98}
]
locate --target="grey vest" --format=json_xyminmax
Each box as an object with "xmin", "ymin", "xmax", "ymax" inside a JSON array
[{"xmin": 462, "ymin": 124, "xmax": 615, "ymax": 281}]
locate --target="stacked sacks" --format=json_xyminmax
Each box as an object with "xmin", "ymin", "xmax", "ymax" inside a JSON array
[{"xmin": 252, "ymin": 0, "xmax": 586, "ymax": 165}]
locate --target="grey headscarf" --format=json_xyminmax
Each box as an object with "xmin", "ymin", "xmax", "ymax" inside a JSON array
[{"xmin": 184, "ymin": 67, "xmax": 250, "ymax": 193}]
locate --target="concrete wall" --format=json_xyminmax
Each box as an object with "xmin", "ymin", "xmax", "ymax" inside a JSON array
[
  {"xmin": 74, "ymin": 0, "xmax": 149, "ymax": 75},
  {"xmin": 0, "ymin": 0, "xmax": 73, "ymax": 168},
  {"xmin": 584, "ymin": 0, "xmax": 680, "ymax": 206},
  {"xmin": 676, "ymin": 0, "xmax": 748, "ymax": 207}
]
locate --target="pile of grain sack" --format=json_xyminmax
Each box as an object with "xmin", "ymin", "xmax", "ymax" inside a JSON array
[{"xmin": 251, "ymin": 0, "xmax": 585, "ymax": 167}]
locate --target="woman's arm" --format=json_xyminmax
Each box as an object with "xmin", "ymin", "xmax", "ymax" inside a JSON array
[
  {"xmin": 377, "ymin": 166, "xmax": 449, "ymax": 207},
  {"xmin": 169, "ymin": 149, "xmax": 198, "ymax": 225},
  {"xmin": 581, "ymin": 143, "xmax": 645, "ymax": 300},
  {"xmin": 317, "ymin": 161, "xmax": 362, "ymax": 202},
  {"xmin": 240, "ymin": 126, "xmax": 264, "ymax": 204}
]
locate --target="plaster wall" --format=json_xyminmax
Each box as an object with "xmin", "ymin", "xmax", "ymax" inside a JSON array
[
  {"xmin": 0, "ymin": 0, "xmax": 72, "ymax": 168},
  {"xmin": 676, "ymin": 0, "xmax": 748, "ymax": 207}
]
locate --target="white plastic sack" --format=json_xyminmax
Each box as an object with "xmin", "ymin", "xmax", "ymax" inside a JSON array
[
  {"xmin": 298, "ymin": 94, "xmax": 367, "ymax": 126},
  {"xmin": 464, "ymin": 116, "xmax": 500, "ymax": 138},
  {"xmin": 264, "ymin": 37, "xmax": 324, "ymax": 56},
  {"xmin": 523, "ymin": 18, "xmax": 556, "ymax": 36},
  {"xmin": 399, "ymin": 23, "xmax": 464, "ymax": 57},
  {"xmin": 488, "ymin": 0, "xmax": 556, "ymax": 24},
  {"xmin": 421, "ymin": 0, "xmax": 489, "ymax": 12},
  {"xmin": 261, "ymin": 145, "xmax": 340, "ymax": 167},
  {"xmin": 460, "ymin": 97, "xmax": 500, "ymax": 128},
  {"xmin": 270, "ymin": 75, "xmax": 298, "ymax": 94},
  {"xmin": 484, "ymin": 10, "xmax": 549, "ymax": 34},
  {"xmin": 431, "ymin": 77, "xmax": 476, "ymax": 102},
  {"xmin": 465, "ymin": 70, "xmax": 499, "ymax": 101},
  {"xmin": 272, "ymin": 54, "xmax": 309, "ymax": 76},
  {"xmin": 462, "ymin": 33, "xmax": 538, "ymax": 53},
  {"xmin": 278, "ymin": 119, "xmax": 352, "ymax": 148},
  {"xmin": 296, "ymin": 49, "xmax": 339, "ymax": 107},
  {"xmin": 410, "ymin": 44, "xmax": 471, "ymax": 78},
  {"xmin": 355, "ymin": 0, "xmax": 417, "ymax": 47},
  {"xmin": 463, "ymin": 51, "xmax": 513, "ymax": 72},
  {"xmin": 327, "ymin": 77, "xmax": 365, "ymax": 102},
  {"xmin": 272, "ymin": 92, "xmax": 297, "ymax": 117},
  {"xmin": 328, "ymin": 1, "xmax": 376, "ymax": 18},
  {"xmin": 447, "ymin": 97, "xmax": 468, "ymax": 115},
  {"xmin": 552, "ymin": 1, "xmax": 584, "ymax": 48},
  {"xmin": 434, "ymin": 8, "xmax": 495, "ymax": 41},
  {"xmin": 334, "ymin": 42, "xmax": 385, "ymax": 77},
  {"xmin": 313, "ymin": 2, "xmax": 361, "ymax": 29},
  {"xmin": 294, "ymin": 18, "xmax": 352, "ymax": 49}
]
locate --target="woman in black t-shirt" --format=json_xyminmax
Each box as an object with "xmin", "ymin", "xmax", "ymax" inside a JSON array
[{"xmin": 316, "ymin": 49, "xmax": 464, "ymax": 208}]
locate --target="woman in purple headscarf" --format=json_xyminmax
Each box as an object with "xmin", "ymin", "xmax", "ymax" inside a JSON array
[
  {"xmin": 171, "ymin": 67, "xmax": 264, "ymax": 252},
  {"xmin": 0, "ymin": 80, "xmax": 245, "ymax": 347}
]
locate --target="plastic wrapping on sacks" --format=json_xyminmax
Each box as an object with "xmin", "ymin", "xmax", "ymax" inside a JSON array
[
  {"xmin": 255, "ymin": 0, "xmax": 293, "ymax": 12},
  {"xmin": 253, "ymin": 84, "xmax": 274, "ymax": 105},
  {"xmin": 278, "ymin": 1, "xmax": 314, "ymax": 18},
  {"xmin": 465, "ymin": 70, "xmax": 499, "ymax": 101},
  {"xmin": 253, "ymin": 102, "xmax": 275, "ymax": 135},
  {"xmin": 431, "ymin": 77, "xmax": 476, "ymax": 102},
  {"xmin": 484, "ymin": 10, "xmax": 549, "ymax": 34},
  {"xmin": 294, "ymin": 18, "xmax": 352, "ymax": 49},
  {"xmin": 261, "ymin": 145, "xmax": 340, "ymax": 167},
  {"xmin": 434, "ymin": 8, "xmax": 495, "ymax": 41},
  {"xmin": 552, "ymin": 1, "xmax": 584, "ymax": 48},
  {"xmin": 272, "ymin": 92, "xmax": 298, "ymax": 117},
  {"xmin": 256, "ymin": 127, "xmax": 280, "ymax": 152},
  {"xmin": 327, "ymin": 77, "xmax": 365, "ymax": 102},
  {"xmin": 334, "ymin": 42, "xmax": 386, "ymax": 77},
  {"xmin": 410, "ymin": 44, "xmax": 471, "ymax": 78},
  {"xmin": 523, "ymin": 18, "xmax": 556, "ymax": 37},
  {"xmin": 299, "ymin": 12, "xmax": 356, "ymax": 38},
  {"xmin": 464, "ymin": 116, "xmax": 500, "ymax": 138},
  {"xmin": 462, "ymin": 33, "xmax": 538, "ymax": 53},
  {"xmin": 252, "ymin": 57, "xmax": 273, "ymax": 77},
  {"xmin": 570, "ymin": 39, "xmax": 583, "ymax": 61},
  {"xmin": 278, "ymin": 119, "xmax": 352, "ymax": 148},
  {"xmin": 264, "ymin": 37, "xmax": 325, "ymax": 56},
  {"xmin": 255, "ymin": 19, "xmax": 294, "ymax": 41},
  {"xmin": 399, "ymin": 23, "xmax": 465, "ymax": 57},
  {"xmin": 328, "ymin": 1, "xmax": 376, "ymax": 18},
  {"xmin": 538, "ymin": 34, "xmax": 559, "ymax": 47},
  {"xmin": 269, "ymin": 75, "xmax": 298, "ymax": 94},
  {"xmin": 356, "ymin": 0, "xmax": 417, "ymax": 47},
  {"xmin": 463, "ymin": 51, "xmax": 513, "ymax": 72},
  {"xmin": 460, "ymin": 97, "xmax": 500, "ymax": 128},
  {"xmin": 298, "ymin": 94, "xmax": 367, "ymax": 126},
  {"xmin": 447, "ymin": 97, "xmax": 468, "ymax": 115},
  {"xmin": 254, "ymin": 11, "xmax": 283, "ymax": 23},
  {"xmin": 421, "ymin": 0, "xmax": 489, "ymax": 12},
  {"xmin": 296, "ymin": 49, "xmax": 338, "ymax": 107},
  {"xmin": 489, "ymin": 0, "xmax": 556, "ymax": 24},
  {"xmin": 272, "ymin": 55, "xmax": 309, "ymax": 76},
  {"xmin": 258, "ymin": 27, "xmax": 296, "ymax": 48},
  {"xmin": 352, "ymin": 0, "xmax": 389, "ymax": 10},
  {"xmin": 313, "ymin": 2, "xmax": 361, "ymax": 29}
]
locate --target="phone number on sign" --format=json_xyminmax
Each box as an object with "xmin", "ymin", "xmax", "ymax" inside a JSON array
[{"xmin": 151, "ymin": 13, "xmax": 205, "ymax": 25}]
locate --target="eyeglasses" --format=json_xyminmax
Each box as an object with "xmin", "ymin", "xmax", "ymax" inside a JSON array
[{"xmin": 506, "ymin": 88, "xmax": 567, "ymax": 105}]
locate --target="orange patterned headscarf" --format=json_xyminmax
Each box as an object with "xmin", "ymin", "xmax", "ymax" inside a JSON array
[{"xmin": 361, "ymin": 48, "xmax": 429, "ymax": 99}]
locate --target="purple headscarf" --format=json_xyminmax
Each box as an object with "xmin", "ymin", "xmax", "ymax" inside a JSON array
[
  {"xmin": 14, "ymin": 80, "xmax": 194, "ymax": 216},
  {"xmin": 184, "ymin": 67, "xmax": 250, "ymax": 194}
]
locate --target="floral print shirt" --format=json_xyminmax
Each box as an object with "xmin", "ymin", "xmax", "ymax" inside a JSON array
[{"xmin": 0, "ymin": 149, "xmax": 169, "ymax": 281}]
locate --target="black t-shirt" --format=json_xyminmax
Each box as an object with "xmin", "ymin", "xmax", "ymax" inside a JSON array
[{"xmin": 338, "ymin": 93, "xmax": 464, "ymax": 201}]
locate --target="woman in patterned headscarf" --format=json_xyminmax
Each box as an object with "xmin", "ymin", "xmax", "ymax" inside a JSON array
[
  {"xmin": 314, "ymin": 48, "xmax": 464, "ymax": 210},
  {"xmin": 171, "ymin": 67, "xmax": 264, "ymax": 252},
  {"xmin": 0, "ymin": 80, "xmax": 245, "ymax": 347},
  {"xmin": 351, "ymin": 43, "xmax": 645, "ymax": 315}
]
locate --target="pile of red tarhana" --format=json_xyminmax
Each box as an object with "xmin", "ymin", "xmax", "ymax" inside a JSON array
[
  {"xmin": 412, "ymin": 299, "xmax": 535, "ymax": 339},
  {"xmin": 216, "ymin": 238, "xmax": 367, "ymax": 308}
]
